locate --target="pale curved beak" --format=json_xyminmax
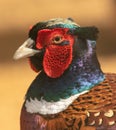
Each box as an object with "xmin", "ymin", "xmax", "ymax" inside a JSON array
[{"xmin": 13, "ymin": 38, "xmax": 41, "ymax": 60}]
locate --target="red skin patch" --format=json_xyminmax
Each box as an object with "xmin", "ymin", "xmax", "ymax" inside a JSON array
[{"xmin": 36, "ymin": 28, "xmax": 74, "ymax": 78}]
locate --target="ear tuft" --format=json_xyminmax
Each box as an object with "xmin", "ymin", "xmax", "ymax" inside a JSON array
[{"xmin": 69, "ymin": 26, "xmax": 99, "ymax": 40}]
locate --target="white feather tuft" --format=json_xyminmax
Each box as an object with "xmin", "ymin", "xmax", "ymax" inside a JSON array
[{"xmin": 25, "ymin": 90, "xmax": 88, "ymax": 115}]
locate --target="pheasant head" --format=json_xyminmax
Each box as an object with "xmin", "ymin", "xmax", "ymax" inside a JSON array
[
  {"xmin": 14, "ymin": 18, "xmax": 100, "ymax": 79},
  {"xmin": 13, "ymin": 18, "xmax": 116, "ymax": 130}
]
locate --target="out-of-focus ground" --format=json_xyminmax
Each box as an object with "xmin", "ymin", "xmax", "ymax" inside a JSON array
[{"xmin": 0, "ymin": 0, "xmax": 116, "ymax": 130}]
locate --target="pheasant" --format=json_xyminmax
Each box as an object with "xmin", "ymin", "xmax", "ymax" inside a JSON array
[{"xmin": 14, "ymin": 18, "xmax": 116, "ymax": 130}]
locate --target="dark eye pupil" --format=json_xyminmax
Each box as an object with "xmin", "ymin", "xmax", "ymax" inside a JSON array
[{"xmin": 55, "ymin": 36, "xmax": 60, "ymax": 41}]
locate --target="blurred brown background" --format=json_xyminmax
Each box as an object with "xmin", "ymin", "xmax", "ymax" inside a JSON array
[{"xmin": 0, "ymin": 0, "xmax": 116, "ymax": 130}]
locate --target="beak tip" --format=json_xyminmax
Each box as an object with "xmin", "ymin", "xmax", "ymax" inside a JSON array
[
  {"xmin": 13, "ymin": 38, "xmax": 42, "ymax": 60},
  {"xmin": 13, "ymin": 51, "xmax": 22, "ymax": 60}
]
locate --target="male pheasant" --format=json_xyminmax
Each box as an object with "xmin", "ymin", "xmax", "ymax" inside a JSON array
[{"xmin": 14, "ymin": 18, "xmax": 116, "ymax": 130}]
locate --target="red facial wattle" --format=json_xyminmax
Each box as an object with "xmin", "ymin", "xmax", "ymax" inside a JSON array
[{"xmin": 36, "ymin": 28, "xmax": 74, "ymax": 78}]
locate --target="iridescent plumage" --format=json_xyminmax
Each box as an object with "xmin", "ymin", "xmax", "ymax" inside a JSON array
[{"xmin": 14, "ymin": 18, "xmax": 116, "ymax": 130}]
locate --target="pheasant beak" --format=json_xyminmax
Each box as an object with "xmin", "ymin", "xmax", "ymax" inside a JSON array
[{"xmin": 13, "ymin": 38, "xmax": 41, "ymax": 60}]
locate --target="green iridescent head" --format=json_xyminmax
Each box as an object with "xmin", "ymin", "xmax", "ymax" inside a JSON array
[{"xmin": 28, "ymin": 18, "xmax": 99, "ymax": 41}]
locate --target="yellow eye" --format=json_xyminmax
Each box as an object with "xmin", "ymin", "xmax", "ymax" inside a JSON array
[{"xmin": 52, "ymin": 36, "xmax": 63, "ymax": 44}]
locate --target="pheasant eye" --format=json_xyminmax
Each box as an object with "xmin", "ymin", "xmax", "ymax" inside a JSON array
[{"xmin": 52, "ymin": 36, "xmax": 63, "ymax": 44}]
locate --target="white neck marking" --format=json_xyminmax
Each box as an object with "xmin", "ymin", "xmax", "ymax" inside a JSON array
[{"xmin": 25, "ymin": 90, "xmax": 88, "ymax": 115}]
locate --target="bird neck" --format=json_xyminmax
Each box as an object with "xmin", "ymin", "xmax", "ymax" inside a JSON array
[
  {"xmin": 26, "ymin": 40, "xmax": 105, "ymax": 102},
  {"xmin": 70, "ymin": 39, "xmax": 104, "ymax": 90},
  {"xmin": 70, "ymin": 48, "xmax": 104, "ymax": 93}
]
